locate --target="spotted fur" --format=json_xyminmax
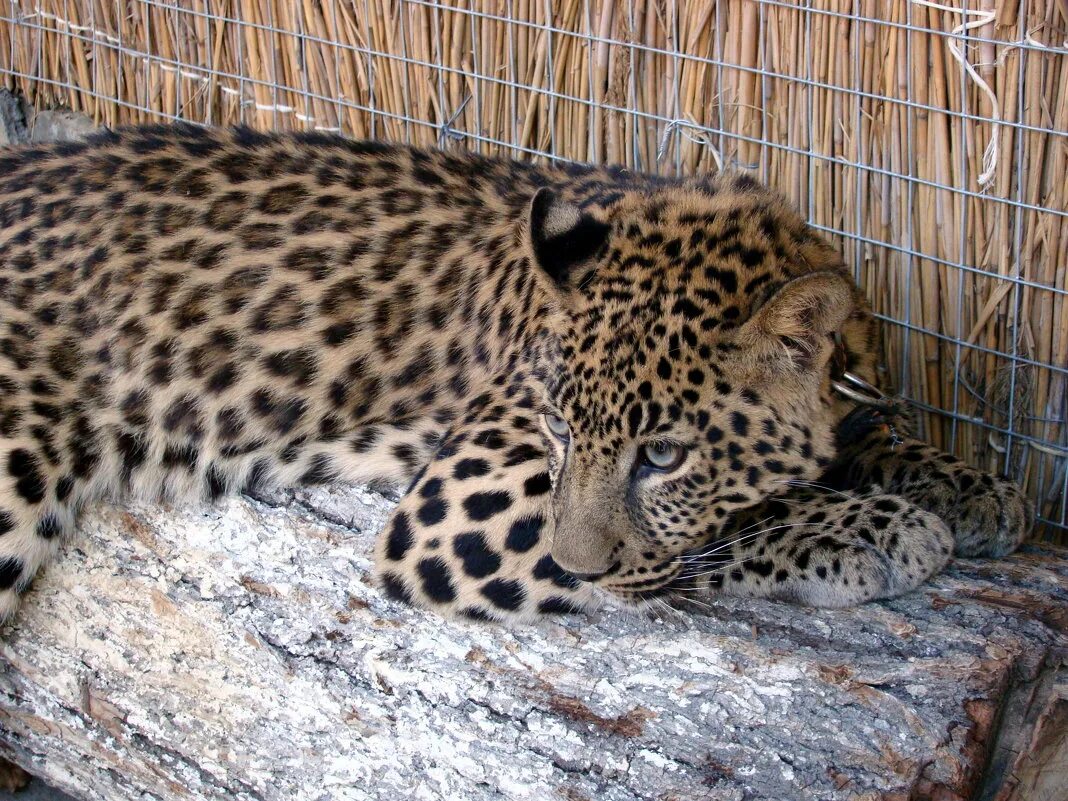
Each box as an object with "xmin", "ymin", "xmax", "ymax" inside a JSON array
[{"xmin": 0, "ymin": 125, "xmax": 1030, "ymax": 624}]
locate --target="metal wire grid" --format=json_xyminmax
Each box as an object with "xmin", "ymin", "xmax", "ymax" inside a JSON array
[{"xmin": 1, "ymin": 0, "xmax": 1066, "ymax": 537}]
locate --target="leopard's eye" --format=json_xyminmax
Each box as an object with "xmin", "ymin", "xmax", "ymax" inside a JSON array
[
  {"xmin": 640, "ymin": 441, "xmax": 686, "ymax": 472},
  {"xmin": 543, "ymin": 413, "xmax": 571, "ymax": 442}
]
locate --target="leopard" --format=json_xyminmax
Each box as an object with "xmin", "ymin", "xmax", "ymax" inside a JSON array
[{"xmin": 0, "ymin": 123, "xmax": 1031, "ymax": 625}]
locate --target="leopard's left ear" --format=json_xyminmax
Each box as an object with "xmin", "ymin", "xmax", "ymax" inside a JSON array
[
  {"xmin": 736, "ymin": 270, "xmax": 856, "ymax": 371},
  {"xmin": 527, "ymin": 188, "xmax": 611, "ymax": 289}
]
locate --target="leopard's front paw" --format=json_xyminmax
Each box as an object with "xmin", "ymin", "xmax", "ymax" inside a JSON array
[{"xmin": 948, "ymin": 471, "xmax": 1031, "ymax": 558}]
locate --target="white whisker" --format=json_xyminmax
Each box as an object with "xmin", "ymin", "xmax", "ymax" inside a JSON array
[
  {"xmin": 673, "ymin": 516, "xmax": 775, "ymax": 562},
  {"xmin": 668, "ymin": 594, "xmax": 719, "ymax": 613},
  {"xmin": 674, "ymin": 520, "xmax": 842, "ymax": 564},
  {"xmin": 678, "ymin": 555, "xmax": 764, "ymax": 580},
  {"xmin": 777, "ymin": 478, "xmax": 852, "ymax": 498}
]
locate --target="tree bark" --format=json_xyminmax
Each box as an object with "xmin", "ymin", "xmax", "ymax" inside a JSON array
[{"xmin": 1, "ymin": 484, "xmax": 1066, "ymax": 801}]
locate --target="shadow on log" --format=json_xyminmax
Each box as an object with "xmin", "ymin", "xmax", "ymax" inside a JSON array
[{"xmin": 1, "ymin": 484, "xmax": 1066, "ymax": 801}]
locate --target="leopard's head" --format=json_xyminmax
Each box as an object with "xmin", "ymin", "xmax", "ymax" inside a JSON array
[{"xmin": 526, "ymin": 176, "xmax": 867, "ymax": 601}]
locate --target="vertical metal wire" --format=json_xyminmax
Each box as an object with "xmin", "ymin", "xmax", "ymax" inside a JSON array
[
  {"xmin": 504, "ymin": 0, "xmax": 518, "ymax": 159},
  {"xmin": 36, "ymin": 1, "xmax": 44, "ymax": 110},
  {"xmin": 900, "ymin": 0, "xmax": 917, "ymax": 415},
  {"xmin": 36, "ymin": 1, "xmax": 45, "ymax": 105},
  {"xmin": 62, "ymin": 0, "xmax": 72, "ymax": 109},
  {"xmin": 469, "ymin": 0, "xmax": 484, "ymax": 154},
  {"xmin": 431, "ymin": 0, "xmax": 447, "ymax": 145},
  {"xmin": 583, "ymin": 0, "xmax": 595, "ymax": 162},
  {"xmin": 757, "ymin": 0, "xmax": 769, "ymax": 182},
  {"xmin": 6, "ymin": 2, "xmax": 14, "ymax": 100},
  {"xmin": 851, "ymin": 0, "xmax": 864, "ymax": 288},
  {"xmin": 948, "ymin": 0, "xmax": 970, "ymax": 454},
  {"xmin": 202, "ymin": 0, "xmax": 214, "ymax": 126},
  {"xmin": 137, "ymin": 0, "xmax": 149, "ymax": 120},
  {"xmin": 87, "ymin": 0, "xmax": 98, "ymax": 121},
  {"xmin": 542, "ymin": 0, "xmax": 558, "ymax": 160},
  {"xmin": 804, "ymin": 0, "xmax": 814, "ymax": 219},
  {"xmin": 7, "ymin": 1, "xmax": 17, "ymax": 96},
  {"xmin": 235, "ymin": 2, "xmax": 245, "ymax": 124},
  {"xmin": 171, "ymin": 2, "xmax": 183, "ymax": 120},
  {"xmin": 669, "ymin": 0, "xmax": 681, "ymax": 175},
  {"xmin": 1002, "ymin": 0, "xmax": 1029, "ymax": 476},
  {"xmin": 397, "ymin": 0, "xmax": 413, "ymax": 142},
  {"xmin": 265, "ymin": 0, "xmax": 279, "ymax": 128},
  {"xmin": 359, "ymin": 0, "xmax": 377, "ymax": 137},
  {"xmin": 296, "ymin": 0, "xmax": 311, "ymax": 131},
  {"xmin": 626, "ymin": 0, "xmax": 640, "ymax": 169},
  {"xmin": 714, "ymin": 0, "xmax": 725, "ymax": 166}
]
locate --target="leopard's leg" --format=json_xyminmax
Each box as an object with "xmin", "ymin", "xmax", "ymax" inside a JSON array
[
  {"xmin": 0, "ymin": 438, "xmax": 77, "ymax": 622},
  {"xmin": 373, "ymin": 383, "xmax": 597, "ymax": 623},
  {"xmin": 826, "ymin": 407, "xmax": 1032, "ymax": 557},
  {"xmin": 677, "ymin": 487, "xmax": 953, "ymax": 607}
]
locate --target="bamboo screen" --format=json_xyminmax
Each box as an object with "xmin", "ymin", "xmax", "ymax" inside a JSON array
[{"xmin": 1, "ymin": 0, "xmax": 1067, "ymax": 540}]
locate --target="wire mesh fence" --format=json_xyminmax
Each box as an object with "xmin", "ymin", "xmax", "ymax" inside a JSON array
[{"xmin": 1, "ymin": 0, "xmax": 1066, "ymax": 540}]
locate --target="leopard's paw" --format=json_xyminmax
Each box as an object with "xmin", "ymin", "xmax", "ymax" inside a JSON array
[{"xmin": 948, "ymin": 471, "xmax": 1031, "ymax": 558}]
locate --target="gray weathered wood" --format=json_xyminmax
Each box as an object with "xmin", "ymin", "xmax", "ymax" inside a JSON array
[{"xmin": 1, "ymin": 484, "xmax": 1065, "ymax": 801}]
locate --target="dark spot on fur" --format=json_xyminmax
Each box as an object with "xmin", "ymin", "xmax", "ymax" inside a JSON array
[
  {"xmin": 380, "ymin": 572, "xmax": 413, "ymax": 604},
  {"xmin": 417, "ymin": 556, "xmax": 456, "ymax": 603},
  {"xmin": 480, "ymin": 578, "xmax": 526, "ymax": 611},
  {"xmin": 538, "ymin": 596, "xmax": 583, "ymax": 614},
  {"xmin": 116, "ymin": 431, "xmax": 148, "ymax": 482},
  {"xmin": 385, "ymin": 512, "xmax": 415, "ymax": 561},
  {"xmin": 463, "ymin": 490, "xmax": 513, "ymax": 521},
  {"xmin": 453, "ymin": 532, "xmax": 501, "ymax": 578},
  {"xmin": 420, "ymin": 478, "xmax": 443, "ymax": 498},
  {"xmin": 505, "ymin": 515, "xmax": 544, "ymax": 552},
  {"xmin": 454, "ymin": 458, "xmax": 491, "ymax": 480},
  {"xmin": 35, "ymin": 515, "xmax": 61, "ymax": 539},
  {"xmin": 206, "ymin": 464, "xmax": 226, "ymax": 500},
  {"xmin": 417, "ymin": 497, "xmax": 448, "ymax": 527},
  {"xmin": 473, "ymin": 429, "xmax": 507, "ymax": 450},
  {"xmin": 503, "ymin": 442, "xmax": 542, "ymax": 467},
  {"xmin": 523, "ymin": 472, "xmax": 551, "ymax": 497},
  {"xmin": 300, "ymin": 454, "xmax": 336, "ymax": 485},
  {"xmin": 9, "ymin": 448, "xmax": 46, "ymax": 504},
  {"xmin": 730, "ymin": 411, "xmax": 749, "ymax": 437},
  {"xmin": 0, "ymin": 557, "xmax": 23, "ymax": 590}
]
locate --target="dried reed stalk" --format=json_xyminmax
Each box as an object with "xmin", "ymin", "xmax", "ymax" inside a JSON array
[{"xmin": 1, "ymin": 0, "xmax": 1066, "ymax": 539}]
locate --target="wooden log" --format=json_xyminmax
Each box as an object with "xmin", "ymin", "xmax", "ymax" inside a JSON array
[{"xmin": 1, "ymin": 484, "xmax": 1065, "ymax": 801}]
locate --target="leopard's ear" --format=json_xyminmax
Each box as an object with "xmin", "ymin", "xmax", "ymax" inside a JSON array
[
  {"xmin": 527, "ymin": 188, "xmax": 611, "ymax": 288},
  {"xmin": 736, "ymin": 271, "xmax": 856, "ymax": 371}
]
